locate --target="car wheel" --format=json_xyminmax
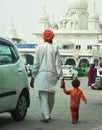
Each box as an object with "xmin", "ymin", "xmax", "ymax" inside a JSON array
[{"xmin": 11, "ymin": 92, "xmax": 28, "ymax": 121}]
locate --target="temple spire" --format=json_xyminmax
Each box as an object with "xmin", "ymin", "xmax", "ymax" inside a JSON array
[{"xmin": 93, "ymin": 2, "xmax": 96, "ymax": 11}]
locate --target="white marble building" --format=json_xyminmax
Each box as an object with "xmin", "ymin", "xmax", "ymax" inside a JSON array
[
  {"xmin": 4, "ymin": 23, "xmax": 26, "ymax": 43},
  {"xmin": 34, "ymin": 0, "xmax": 102, "ymax": 67}
]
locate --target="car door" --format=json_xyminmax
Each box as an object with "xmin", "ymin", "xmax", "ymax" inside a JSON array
[{"xmin": 0, "ymin": 41, "xmax": 27, "ymax": 112}]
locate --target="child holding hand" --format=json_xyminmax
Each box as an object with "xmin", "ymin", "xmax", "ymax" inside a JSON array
[{"xmin": 61, "ymin": 79, "xmax": 87, "ymax": 124}]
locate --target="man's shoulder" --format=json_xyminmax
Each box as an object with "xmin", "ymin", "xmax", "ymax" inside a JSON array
[{"xmin": 36, "ymin": 42, "xmax": 45, "ymax": 48}]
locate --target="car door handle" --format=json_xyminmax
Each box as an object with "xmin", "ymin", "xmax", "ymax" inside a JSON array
[{"xmin": 18, "ymin": 69, "xmax": 22, "ymax": 72}]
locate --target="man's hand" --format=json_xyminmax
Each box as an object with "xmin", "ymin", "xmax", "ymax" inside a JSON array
[
  {"xmin": 60, "ymin": 79, "xmax": 65, "ymax": 89},
  {"xmin": 30, "ymin": 77, "xmax": 34, "ymax": 88},
  {"xmin": 85, "ymin": 101, "xmax": 87, "ymax": 104}
]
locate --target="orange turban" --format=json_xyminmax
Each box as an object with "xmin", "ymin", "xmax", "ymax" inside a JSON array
[{"xmin": 42, "ymin": 29, "xmax": 54, "ymax": 42}]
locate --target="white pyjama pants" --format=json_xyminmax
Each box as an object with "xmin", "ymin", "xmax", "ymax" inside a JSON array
[{"xmin": 39, "ymin": 91, "xmax": 55, "ymax": 119}]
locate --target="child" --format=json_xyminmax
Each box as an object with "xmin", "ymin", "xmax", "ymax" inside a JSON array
[{"xmin": 61, "ymin": 79, "xmax": 87, "ymax": 124}]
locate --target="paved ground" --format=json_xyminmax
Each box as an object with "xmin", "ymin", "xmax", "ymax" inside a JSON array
[
  {"xmin": 0, "ymin": 77, "xmax": 102, "ymax": 130},
  {"xmin": 29, "ymin": 77, "xmax": 102, "ymax": 130}
]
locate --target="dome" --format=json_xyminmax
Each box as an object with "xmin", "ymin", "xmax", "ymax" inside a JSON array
[
  {"xmin": 68, "ymin": 0, "xmax": 88, "ymax": 10},
  {"xmin": 89, "ymin": 10, "xmax": 99, "ymax": 20}
]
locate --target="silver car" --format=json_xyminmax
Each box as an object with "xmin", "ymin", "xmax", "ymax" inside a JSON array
[
  {"xmin": 95, "ymin": 66, "xmax": 102, "ymax": 77},
  {"xmin": 62, "ymin": 65, "xmax": 78, "ymax": 79},
  {"xmin": 0, "ymin": 37, "xmax": 30, "ymax": 121}
]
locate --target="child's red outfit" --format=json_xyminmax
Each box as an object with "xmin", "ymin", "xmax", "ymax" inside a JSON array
[{"xmin": 63, "ymin": 87, "xmax": 87, "ymax": 123}]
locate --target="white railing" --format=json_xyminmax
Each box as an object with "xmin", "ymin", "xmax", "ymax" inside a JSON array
[{"xmin": 92, "ymin": 50, "xmax": 102, "ymax": 57}]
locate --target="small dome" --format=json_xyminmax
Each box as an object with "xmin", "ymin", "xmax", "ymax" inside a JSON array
[
  {"xmin": 89, "ymin": 10, "xmax": 99, "ymax": 20},
  {"xmin": 39, "ymin": 13, "xmax": 49, "ymax": 21},
  {"xmin": 39, "ymin": 5, "xmax": 49, "ymax": 22},
  {"xmin": 68, "ymin": 0, "xmax": 88, "ymax": 10},
  {"xmin": 5, "ymin": 23, "xmax": 18, "ymax": 38},
  {"xmin": 89, "ymin": 3, "xmax": 99, "ymax": 20}
]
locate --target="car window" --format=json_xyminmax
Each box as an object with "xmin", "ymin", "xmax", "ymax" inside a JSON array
[
  {"xmin": 0, "ymin": 44, "xmax": 19, "ymax": 65},
  {"xmin": 68, "ymin": 66, "xmax": 72, "ymax": 69},
  {"xmin": 62, "ymin": 65, "xmax": 72, "ymax": 69}
]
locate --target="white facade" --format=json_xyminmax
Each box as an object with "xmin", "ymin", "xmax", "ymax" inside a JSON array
[{"xmin": 34, "ymin": 0, "xmax": 102, "ymax": 67}]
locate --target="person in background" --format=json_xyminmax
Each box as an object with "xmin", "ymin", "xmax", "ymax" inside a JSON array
[
  {"xmin": 88, "ymin": 64, "xmax": 97, "ymax": 87},
  {"xmin": 30, "ymin": 29, "xmax": 65, "ymax": 123},
  {"xmin": 99, "ymin": 62, "xmax": 102, "ymax": 75},
  {"xmin": 61, "ymin": 79, "xmax": 87, "ymax": 124}
]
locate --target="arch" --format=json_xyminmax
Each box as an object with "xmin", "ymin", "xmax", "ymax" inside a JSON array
[
  {"xmin": 21, "ymin": 54, "xmax": 34, "ymax": 65},
  {"xmin": 21, "ymin": 52, "xmax": 34, "ymax": 57},
  {"xmin": 79, "ymin": 58, "xmax": 89, "ymax": 67},
  {"xmin": 65, "ymin": 58, "xmax": 76, "ymax": 66},
  {"xmin": 94, "ymin": 59, "xmax": 99, "ymax": 66}
]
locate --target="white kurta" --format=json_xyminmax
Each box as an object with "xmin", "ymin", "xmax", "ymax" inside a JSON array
[{"xmin": 32, "ymin": 42, "xmax": 63, "ymax": 92}]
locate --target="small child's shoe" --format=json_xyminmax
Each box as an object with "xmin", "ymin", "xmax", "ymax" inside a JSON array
[{"xmin": 72, "ymin": 121, "xmax": 75, "ymax": 124}]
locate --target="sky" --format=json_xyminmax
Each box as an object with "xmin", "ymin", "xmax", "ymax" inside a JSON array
[{"xmin": 0, "ymin": 0, "xmax": 102, "ymax": 42}]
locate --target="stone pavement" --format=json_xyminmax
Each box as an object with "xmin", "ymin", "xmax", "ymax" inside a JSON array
[
  {"xmin": 0, "ymin": 77, "xmax": 102, "ymax": 130},
  {"xmin": 29, "ymin": 77, "xmax": 102, "ymax": 130}
]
